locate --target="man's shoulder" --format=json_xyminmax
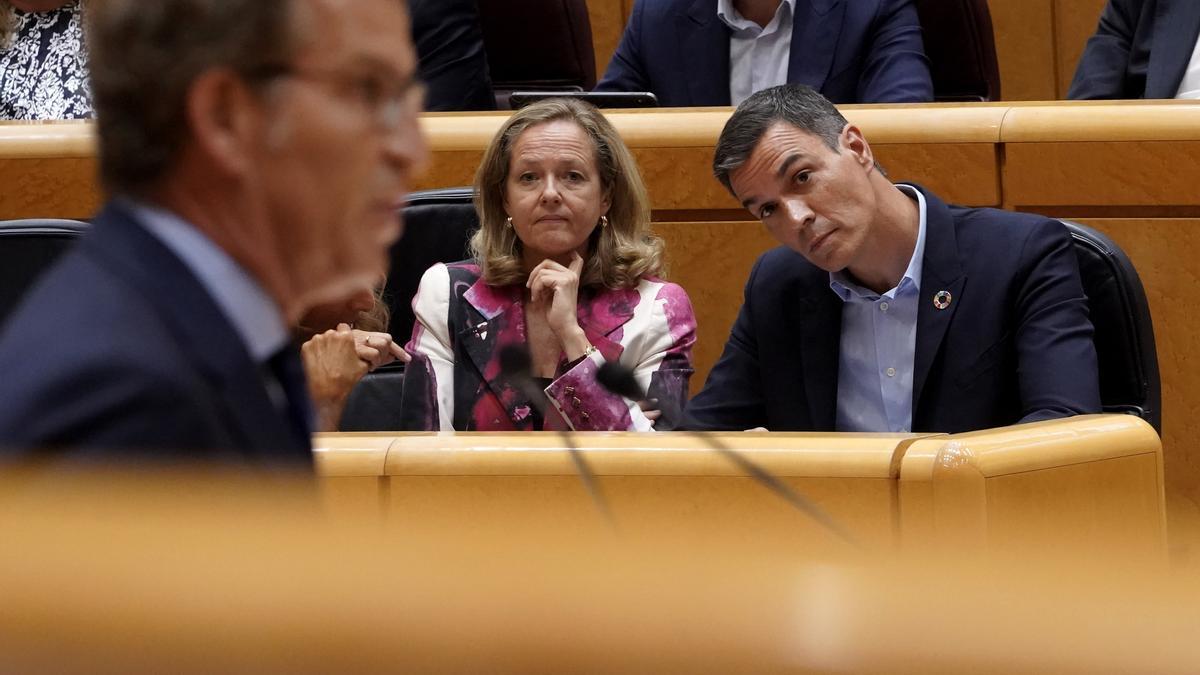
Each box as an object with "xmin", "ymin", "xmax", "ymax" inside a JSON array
[
  {"xmin": 0, "ymin": 245, "xmax": 196, "ymax": 387},
  {"xmin": 748, "ymin": 245, "xmax": 826, "ymax": 288},
  {"xmin": 946, "ymin": 204, "xmax": 1066, "ymax": 250},
  {"xmin": 632, "ymin": 0, "xmax": 688, "ymax": 20}
]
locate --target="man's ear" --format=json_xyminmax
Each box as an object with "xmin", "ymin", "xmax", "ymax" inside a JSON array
[
  {"xmin": 840, "ymin": 124, "xmax": 875, "ymax": 172},
  {"xmin": 184, "ymin": 69, "xmax": 264, "ymax": 177}
]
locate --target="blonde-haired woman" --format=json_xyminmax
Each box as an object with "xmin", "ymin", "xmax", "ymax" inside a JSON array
[
  {"xmin": 401, "ymin": 98, "xmax": 696, "ymax": 431},
  {"xmin": 0, "ymin": 1, "xmax": 92, "ymax": 120}
]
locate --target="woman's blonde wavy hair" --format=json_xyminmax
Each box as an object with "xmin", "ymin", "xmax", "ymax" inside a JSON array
[{"xmin": 470, "ymin": 97, "xmax": 663, "ymax": 289}]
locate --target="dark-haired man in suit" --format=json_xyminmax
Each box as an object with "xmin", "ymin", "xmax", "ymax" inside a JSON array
[
  {"xmin": 1070, "ymin": 0, "xmax": 1200, "ymax": 99},
  {"xmin": 596, "ymin": 0, "xmax": 933, "ymax": 106},
  {"xmin": 0, "ymin": 0, "xmax": 427, "ymax": 465},
  {"xmin": 684, "ymin": 84, "xmax": 1100, "ymax": 433}
]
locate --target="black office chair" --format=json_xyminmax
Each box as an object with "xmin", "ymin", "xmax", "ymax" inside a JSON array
[
  {"xmin": 913, "ymin": 0, "xmax": 1002, "ymax": 101},
  {"xmin": 339, "ymin": 188, "xmax": 479, "ymax": 431},
  {"xmin": 1061, "ymin": 220, "xmax": 1161, "ymax": 434},
  {"xmin": 384, "ymin": 187, "xmax": 479, "ymax": 344},
  {"xmin": 476, "ymin": 0, "xmax": 596, "ymax": 108},
  {"xmin": 0, "ymin": 219, "xmax": 88, "ymax": 329}
]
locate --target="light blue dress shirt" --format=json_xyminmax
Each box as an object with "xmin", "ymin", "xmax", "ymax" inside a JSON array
[
  {"xmin": 716, "ymin": 0, "xmax": 796, "ymax": 106},
  {"xmin": 125, "ymin": 200, "xmax": 290, "ymax": 365},
  {"xmin": 830, "ymin": 184, "xmax": 927, "ymax": 432}
]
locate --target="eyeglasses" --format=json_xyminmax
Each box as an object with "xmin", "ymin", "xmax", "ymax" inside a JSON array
[{"xmin": 246, "ymin": 62, "xmax": 426, "ymax": 131}]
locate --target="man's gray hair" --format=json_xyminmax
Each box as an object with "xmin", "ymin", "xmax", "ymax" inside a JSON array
[
  {"xmin": 87, "ymin": 0, "xmax": 301, "ymax": 195},
  {"xmin": 712, "ymin": 84, "xmax": 849, "ymax": 194}
]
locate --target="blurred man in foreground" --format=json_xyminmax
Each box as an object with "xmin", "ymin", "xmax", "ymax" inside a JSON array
[
  {"xmin": 0, "ymin": 0, "xmax": 427, "ymax": 464},
  {"xmin": 684, "ymin": 84, "xmax": 1100, "ymax": 433}
]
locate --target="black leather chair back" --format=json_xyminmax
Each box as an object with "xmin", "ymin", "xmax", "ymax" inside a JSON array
[
  {"xmin": 1061, "ymin": 220, "xmax": 1161, "ymax": 433},
  {"xmin": 0, "ymin": 219, "xmax": 88, "ymax": 329},
  {"xmin": 913, "ymin": 0, "xmax": 1002, "ymax": 101},
  {"xmin": 385, "ymin": 187, "xmax": 479, "ymax": 345},
  {"xmin": 341, "ymin": 188, "xmax": 477, "ymax": 431},
  {"xmin": 477, "ymin": 0, "xmax": 596, "ymax": 108},
  {"xmin": 339, "ymin": 362, "xmax": 407, "ymax": 432}
]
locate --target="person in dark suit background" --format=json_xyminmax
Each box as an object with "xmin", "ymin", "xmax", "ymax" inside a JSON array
[
  {"xmin": 684, "ymin": 84, "xmax": 1100, "ymax": 433},
  {"xmin": 0, "ymin": 0, "xmax": 428, "ymax": 465},
  {"xmin": 596, "ymin": 0, "xmax": 933, "ymax": 106},
  {"xmin": 408, "ymin": 0, "xmax": 495, "ymax": 110},
  {"xmin": 1069, "ymin": 0, "xmax": 1200, "ymax": 99}
]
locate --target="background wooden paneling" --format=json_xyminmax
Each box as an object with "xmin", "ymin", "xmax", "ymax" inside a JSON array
[
  {"xmin": 1054, "ymin": 0, "xmax": 1111, "ymax": 97},
  {"xmin": 1074, "ymin": 219, "xmax": 1200, "ymax": 550},
  {"xmin": 586, "ymin": 0, "xmax": 627, "ymax": 83},
  {"xmin": 988, "ymin": 0, "xmax": 1059, "ymax": 100}
]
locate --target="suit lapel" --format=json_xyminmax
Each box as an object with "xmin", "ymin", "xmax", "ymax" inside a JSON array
[
  {"xmin": 912, "ymin": 187, "xmax": 966, "ymax": 415},
  {"xmin": 1146, "ymin": 0, "xmax": 1200, "ymax": 98},
  {"xmin": 88, "ymin": 204, "xmax": 304, "ymax": 460},
  {"xmin": 680, "ymin": 0, "xmax": 732, "ymax": 106},
  {"xmin": 460, "ymin": 281, "xmax": 638, "ymax": 427},
  {"xmin": 793, "ymin": 274, "xmax": 841, "ymax": 429},
  {"xmin": 787, "ymin": 0, "xmax": 845, "ymax": 92},
  {"xmin": 460, "ymin": 279, "xmax": 535, "ymax": 427}
]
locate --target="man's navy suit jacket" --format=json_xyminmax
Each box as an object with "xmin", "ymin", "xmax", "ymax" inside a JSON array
[
  {"xmin": 0, "ymin": 203, "xmax": 312, "ymax": 467},
  {"xmin": 1069, "ymin": 0, "xmax": 1200, "ymax": 99},
  {"xmin": 684, "ymin": 186, "xmax": 1102, "ymax": 433},
  {"xmin": 596, "ymin": 0, "xmax": 933, "ymax": 106}
]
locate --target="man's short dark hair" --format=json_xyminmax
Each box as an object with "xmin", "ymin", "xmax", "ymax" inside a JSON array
[
  {"xmin": 87, "ymin": 0, "xmax": 301, "ymax": 195},
  {"xmin": 712, "ymin": 84, "xmax": 849, "ymax": 194}
]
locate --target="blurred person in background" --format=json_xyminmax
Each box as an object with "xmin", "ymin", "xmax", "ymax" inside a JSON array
[
  {"xmin": 597, "ymin": 0, "xmax": 932, "ymax": 106},
  {"xmin": 300, "ymin": 284, "xmax": 409, "ymax": 432},
  {"xmin": 0, "ymin": 0, "xmax": 92, "ymax": 119},
  {"xmin": 1069, "ymin": 0, "xmax": 1200, "ymax": 99},
  {"xmin": 408, "ymin": 0, "xmax": 493, "ymax": 111},
  {"xmin": 0, "ymin": 0, "xmax": 427, "ymax": 465},
  {"xmin": 401, "ymin": 98, "xmax": 696, "ymax": 432}
]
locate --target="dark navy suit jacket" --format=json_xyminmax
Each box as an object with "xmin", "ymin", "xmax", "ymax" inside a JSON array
[
  {"xmin": 0, "ymin": 203, "xmax": 312, "ymax": 467},
  {"xmin": 684, "ymin": 186, "xmax": 1102, "ymax": 433},
  {"xmin": 409, "ymin": 0, "xmax": 495, "ymax": 111},
  {"xmin": 1069, "ymin": 0, "xmax": 1200, "ymax": 99},
  {"xmin": 596, "ymin": 0, "xmax": 933, "ymax": 106}
]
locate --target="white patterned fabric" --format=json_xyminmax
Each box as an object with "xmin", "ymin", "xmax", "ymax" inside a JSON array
[{"xmin": 0, "ymin": 1, "xmax": 92, "ymax": 120}]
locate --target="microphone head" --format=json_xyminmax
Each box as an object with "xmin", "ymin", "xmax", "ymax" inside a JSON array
[
  {"xmin": 498, "ymin": 343, "xmax": 533, "ymax": 379},
  {"xmin": 595, "ymin": 361, "xmax": 644, "ymax": 400}
]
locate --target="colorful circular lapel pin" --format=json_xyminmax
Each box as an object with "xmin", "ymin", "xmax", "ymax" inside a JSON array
[{"xmin": 933, "ymin": 290, "xmax": 952, "ymax": 310}]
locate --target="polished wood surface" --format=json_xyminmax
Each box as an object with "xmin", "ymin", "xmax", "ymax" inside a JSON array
[
  {"xmin": 0, "ymin": 463, "xmax": 1191, "ymax": 673},
  {"xmin": 315, "ymin": 415, "xmax": 1164, "ymax": 557},
  {"xmin": 987, "ymin": 0, "xmax": 1108, "ymax": 100}
]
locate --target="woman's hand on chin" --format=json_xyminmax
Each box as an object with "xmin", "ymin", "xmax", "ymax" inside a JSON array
[{"xmin": 527, "ymin": 252, "xmax": 592, "ymax": 359}]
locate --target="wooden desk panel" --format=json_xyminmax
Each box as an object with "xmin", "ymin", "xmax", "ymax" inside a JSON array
[
  {"xmin": 898, "ymin": 415, "xmax": 1164, "ymax": 555},
  {"xmin": 0, "ymin": 462, "xmax": 1190, "ymax": 673},
  {"xmin": 315, "ymin": 416, "xmax": 1165, "ymax": 557},
  {"xmin": 1005, "ymin": 142, "xmax": 1200, "ymax": 208}
]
